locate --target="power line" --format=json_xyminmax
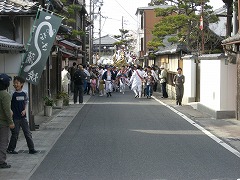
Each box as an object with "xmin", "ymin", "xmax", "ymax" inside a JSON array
[
  {"xmin": 113, "ymin": 0, "xmax": 138, "ymax": 24},
  {"xmin": 112, "ymin": 0, "xmax": 153, "ymax": 34}
]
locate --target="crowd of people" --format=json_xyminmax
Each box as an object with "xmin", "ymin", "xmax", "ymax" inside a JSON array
[
  {"xmin": 0, "ymin": 63, "xmax": 185, "ymax": 169},
  {"xmin": 61, "ymin": 63, "xmax": 184, "ymax": 104}
]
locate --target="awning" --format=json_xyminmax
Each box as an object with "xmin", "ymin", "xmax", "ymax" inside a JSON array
[
  {"xmin": 0, "ymin": 36, "xmax": 25, "ymax": 53},
  {"xmin": 59, "ymin": 48, "xmax": 75, "ymax": 58},
  {"xmin": 60, "ymin": 40, "xmax": 81, "ymax": 49},
  {"xmin": 56, "ymin": 37, "xmax": 83, "ymax": 58}
]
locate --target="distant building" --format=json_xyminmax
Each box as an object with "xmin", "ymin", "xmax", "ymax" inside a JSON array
[
  {"xmin": 93, "ymin": 34, "xmax": 119, "ymax": 56},
  {"xmin": 209, "ymin": 5, "xmax": 227, "ymax": 37},
  {"xmin": 135, "ymin": 5, "xmax": 171, "ymax": 66}
]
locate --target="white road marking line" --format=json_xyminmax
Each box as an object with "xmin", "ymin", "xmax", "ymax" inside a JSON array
[{"xmin": 152, "ymin": 96, "xmax": 240, "ymax": 158}]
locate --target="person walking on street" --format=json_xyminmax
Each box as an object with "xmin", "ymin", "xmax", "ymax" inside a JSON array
[
  {"xmin": 69, "ymin": 62, "xmax": 77, "ymax": 93},
  {"xmin": 90, "ymin": 76, "xmax": 97, "ymax": 96},
  {"xmin": 83, "ymin": 65, "xmax": 91, "ymax": 95},
  {"xmin": 98, "ymin": 79, "xmax": 105, "ymax": 96},
  {"xmin": 112, "ymin": 66, "xmax": 118, "ymax": 92},
  {"xmin": 159, "ymin": 65, "xmax": 168, "ymax": 98},
  {"xmin": 102, "ymin": 66, "xmax": 114, "ymax": 97},
  {"xmin": 143, "ymin": 66, "xmax": 158, "ymax": 96},
  {"xmin": 73, "ymin": 65, "xmax": 86, "ymax": 104},
  {"xmin": 0, "ymin": 73, "xmax": 14, "ymax": 168},
  {"xmin": 173, "ymin": 67, "xmax": 185, "ymax": 106},
  {"xmin": 7, "ymin": 76, "xmax": 37, "ymax": 155},
  {"xmin": 152, "ymin": 66, "xmax": 160, "ymax": 92},
  {"xmin": 145, "ymin": 71, "xmax": 154, "ymax": 98},
  {"xmin": 116, "ymin": 66, "xmax": 128, "ymax": 94},
  {"xmin": 129, "ymin": 65, "xmax": 144, "ymax": 98}
]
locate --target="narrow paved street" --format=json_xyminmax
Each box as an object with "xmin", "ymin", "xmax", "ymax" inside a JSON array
[{"xmin": 29, "ymin": 90, "xmax": 240, "ymax": 180}]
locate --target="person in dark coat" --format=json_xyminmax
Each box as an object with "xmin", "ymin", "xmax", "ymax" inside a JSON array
[
  {"xmin": 69, "ymin": 62, "xmax": 77, "ymax": 93},
  {"xmin": 73, "ymin": 65, "xmax": 87, "ymax": 104},
  {"xmin": 102, "ymin": 66, "xmax": 115, "ymax": 97}
]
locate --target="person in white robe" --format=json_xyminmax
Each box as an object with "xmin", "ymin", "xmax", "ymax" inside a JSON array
[
  {"xmin": 61, "ymin": 66, "xmax": 70, "ymax": 93},
  {"xmin": 129, "ymin": 65, "xmax": 144, "ymax": 98}
]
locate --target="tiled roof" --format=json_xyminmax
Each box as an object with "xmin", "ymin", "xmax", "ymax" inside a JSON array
[
  {"xmin": 155, "ymin": 35, "xmax": 189, "ymax": 55},
  {"xmin": 209, "ymin": 5, "xmax": 227, "ymax": 37},
  {"xmin": 135, "ymin": 5, "xmax": 171, "ymax": 15},
  {"xmin": 93, "ymin": 35, "xmax": 119, "ymax": 45},
  {"xmin": 0, "ymin": 35, "xmax": 25, "ymax": 52},
  {"xmin": 0, "ymin": 0, "xmax": 38, "ymax": 15}
]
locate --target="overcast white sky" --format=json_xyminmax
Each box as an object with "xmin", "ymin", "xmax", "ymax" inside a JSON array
[{"xmin": 87, "ymin": 0, "xmax": 225, "ymax": 38}]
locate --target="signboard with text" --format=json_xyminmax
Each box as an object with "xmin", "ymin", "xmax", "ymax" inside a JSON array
[{"xmin": 19, "ymin": 10, "xmax": 62, "ymax": 85}]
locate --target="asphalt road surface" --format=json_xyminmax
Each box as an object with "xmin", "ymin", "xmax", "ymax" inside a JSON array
[{"xmin": 29, "ymin": 90, "xmax": 240, "ymax": 180}]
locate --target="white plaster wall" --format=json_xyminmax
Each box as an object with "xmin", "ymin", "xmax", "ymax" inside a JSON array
[
  {"xmin": 0, "ymin": 54, "xmax": 22, "ymax": 73},
  {"xmin": 0, "ymin": 53, "xmax": 24, "ymax": 90},
  {"xmin": 0, "ymin": 53, "xmax": 29, "ymax": 120},
  {"xmin": 220, "ymin": 62, "xmax": 237, "ymax": 110},
  {"xmin": 201, "ymin": 60, "xmax": 221, "ymax": 110},
  {"xmin": 183, "ymin": 59, "xmax": 196, "ymax": 102},
  {"xmin": 200, "ymin": 59, "xmax": 236, "ymax": 111}
]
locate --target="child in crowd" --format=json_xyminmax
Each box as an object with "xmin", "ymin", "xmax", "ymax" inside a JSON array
[
  {"xmin": 145, "ymin": 71, "xmax": 154, "ymax": 98},
  {"xmin": 7, "ymin": 76, "xmax": 37, "ymax": 154},
  {"xmin": 99, "ymin": 80, "xmax": 105, "ymax": 97},
  {"xmin": 90, "ymin": 77, "xmax": 97, "ymax": 96}
]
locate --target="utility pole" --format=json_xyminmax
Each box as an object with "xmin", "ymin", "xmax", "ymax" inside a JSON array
[
  {"xmin": 89, "ymin": 0, "xmax": 92, "ymax": 64},
  {"xmin": 82, "ymin": 0, "xmax": 87, "ymax": 65},
  {"xmin": 99, "ymin": 6, "xmax": 101, "ymax": 56},
  {"xmin": 201, "ymin": 0, "xmax": 204, "ymax": 54}
]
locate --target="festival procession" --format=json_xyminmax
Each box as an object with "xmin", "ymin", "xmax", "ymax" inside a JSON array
[
  {"xmin": 65, "ymin": 45, "xmax": 165, "ymax": 102},
  {"xmin": 2, "ymin": 0, "xmax": 240, "ymax": 180}
]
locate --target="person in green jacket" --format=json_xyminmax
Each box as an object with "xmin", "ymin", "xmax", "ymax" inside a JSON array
[{"xmin": 0, "ymin": 73, "xmax": 14, "ymax": 169}]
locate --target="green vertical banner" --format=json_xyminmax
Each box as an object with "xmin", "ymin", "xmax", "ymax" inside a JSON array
[{"xmin": 19, "ymin": 10, "xmax": 62, "ymax": 85}]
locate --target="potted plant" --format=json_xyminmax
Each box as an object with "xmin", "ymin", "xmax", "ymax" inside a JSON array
[
  {"xmin": 55, "ymin": 91, "xmax": 68, "ymax": 108},
  {"xmin": 43, "ymin": 96, "xmax": 54, "ymax": 116},
  {"xmin": 63, "ymin": 95, "xmax": 70, "ymax": 106}
]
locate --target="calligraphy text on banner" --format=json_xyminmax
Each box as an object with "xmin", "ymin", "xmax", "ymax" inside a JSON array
[{"xmin": 19, "ymin": 10, "xmax": 62, "ymax": 85}]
